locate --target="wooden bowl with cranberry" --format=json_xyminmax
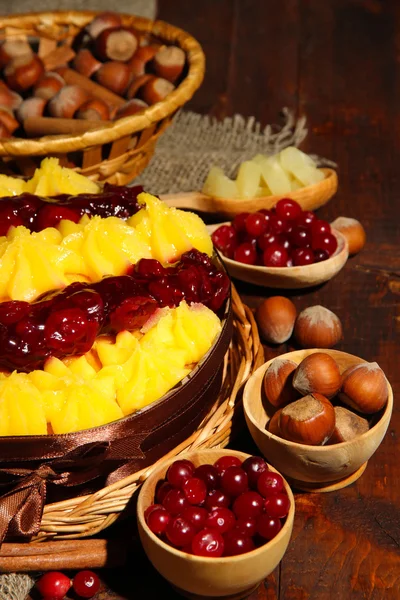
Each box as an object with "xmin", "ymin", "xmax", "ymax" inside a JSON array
[
  {"xmin": 137, "ymin": 449, "xmax": 295, "ymax": 599},
  {"xmin": 243, "ymin": 349, "xmax": 393, "ymax": 492}
]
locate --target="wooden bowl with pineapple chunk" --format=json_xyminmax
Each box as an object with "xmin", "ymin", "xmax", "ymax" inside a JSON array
[{"xmin": 161, "ymin": 168, "xmax": 337, "ymax": 219}]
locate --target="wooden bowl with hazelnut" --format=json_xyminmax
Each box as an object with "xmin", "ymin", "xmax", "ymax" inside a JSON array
[
  {"xmin": 206, "ymin": 224, "xmax": 348, "ymax": 289},
  {"xmin": 243, "ymin": 349, "xmax": 393, "ymax": 492}
]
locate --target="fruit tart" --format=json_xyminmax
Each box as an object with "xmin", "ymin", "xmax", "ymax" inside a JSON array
[{"xmin": 0, "ymin": 160, "xmax": 232, "ymax": 541}]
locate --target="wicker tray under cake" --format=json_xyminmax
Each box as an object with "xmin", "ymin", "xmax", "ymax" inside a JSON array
[{"xmin": 0, "ymin": 11, "xmax": 205, "ymax": 184}]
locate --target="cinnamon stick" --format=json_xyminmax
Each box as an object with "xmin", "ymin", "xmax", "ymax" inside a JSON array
[
  {"xmin": 62, "ymin": 68, "xmax": 125, "ymax": 108},
  {"xmin": 23, "ymin": 116, "xmax": 112, "ymax": 137},
  {"xmin": 0, "ymin": 538, "xmax": 126, "ymax": 571},
  {"xmin": 42, "ymin": 46, "xmax": 76, "ymax": 71}
]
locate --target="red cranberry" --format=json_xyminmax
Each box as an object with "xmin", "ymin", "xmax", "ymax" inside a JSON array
[
  {"xmin": 156, "ymin": 481, "xmax": 174, "ymax": 504},
  {"xmin": 264, "ymin": 493, "xmax": 291, "ymax": 519},
  {"xmin": 269, "ymin": 214, "xmax": 287, "ymax": 235},
  {"xmin": 263, "ymin": 244, "xmax": 289, "ymax": 267},
  {"xmin": 278, "ymin": 233, "xmax": 292, "ymax": 251},
  {"xmin": 211, "ymin": 225, "xmax": 237, "ymax": 253},
  {"xmin": 296, "ymin": 210, "xmax": 316, "ymax": 228},
  {"xmin": 45, "ymin": 308, "xmax": 89, "ymax": 350},
  {"xmin": 205, "ymin": 507, "xmax": 236, "ymax": 534},
  {"xmin": 0, "ymin": 211, "xmax": 24, "ymax": 236},
  {"xmin": 194, "ymin": 464, "xmax": 220, "ymax": 490},
  {"xmin": 221, "ymin": 466, "xmax": 248, "ymax": 496},
  {"xmin": 290, "ymin": 226, "xmax": 312, "ymax": 248},
  {"xmin": 182, "ymin": 477, "xmax": 207, "ymax": 505},
  {"xmin": 35, "ymin": 205, "xmax": 80, "ymax": 230},
  {"xmin": 235, "ymin": 517, "xmax": 257, "ymax": 537},
  {"xmin": 144, "ymin": 503, "xmax": 163, "ymax": 520},
  {"xmin": 146, "ymin": 506, "xmax": 170, "ymax": 535},
  {"xmin": 232, "ymin": 491, "xmax": 263, "ymax": 519},
  {"xmin": 292, "ymin": 248, "xmax": 314, "ymax": 266},
  {"xmin": 136, "ymin": 258, "xmax": 166, "ymax": 278},
  {"xmin": 204, "ymin": 489, "xmax": 231, "ymax": 511},
  {"xmin": 214, "ymin": 455, "xmax": 242, "ymax": 476},
  {"xmin": 232, "ymin": 212, "xmax": 250, "ymax": 232},
  {"xmin": 223, "ymin": 530, "xmax": 255, "ymax": 556},
  {"xmin": 167, "ymin": 460, "xmax": 195, "ymax": 489},
  {"xmin": 181, "ymin": 506, "xmax": 208, "ymax": 531},
  {"xmin": 242, "ymin": 456, "xmax": 269, "ymax": 488},
  {"xmin": 233, "ymin": 242, "xmax": 257, "ymax": 265},
  {"xmin": 258, "ymin": 232, "xmax": 278, "ymax": 251},
  {"xmin": 312, "ymin": 232, "xmax": 338, "ymax": 256},
  {"xmin": 275, "ymin": 198, "xmax": 302, "ymax": 221},
  {"xmin": 72, "ymin": 571, "xmax": 100, "ymax": 599},
  {"xmin": 245, "ymin": 212, "xmax": 269, "ymax": 237},
  {"xmin": 36, "ymin": 572, "xmax": 71, "ymax": 599},
  {"xmin": 166, "ymin": 516, "xmax": 196, "ymax": 547},
  {"xmin": 223, "ymin": 238, "xmax": 238, "ymax": 259},
  {"xmin": 311, "ymin": 219, "xmax": 331, "ymax": 237},
  {"xmin": 192, "ymin": 528, "xmax": 225, "ymax": 557},
  {"xmin": 313, "ymin": 248, "xmax": 329, "ymax": 262},
  {"xmin": 257, "ymin": 471, "xmax": 284, "ymax": 497},
  {"xmin": 162, "ymin": 488, "xmax": 189, "ymax": 515},
  {"xmin": 256, "ymin": 514, "xmax": 282, "ymax": 540}
]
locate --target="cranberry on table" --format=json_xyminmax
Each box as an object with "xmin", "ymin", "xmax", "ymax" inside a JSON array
[
  {"xmin": 233, "ymin": 242, "xmax": 257, "ymax": 265},
  {"xmin": 292, "ymin": 247, "xmax": 314, "ymax": 266},
  {"xmin": 182, "ymin": 506, "xmax": 209, "ymax": 530},
  {"xmin": 242, "ymin": 456, "xmax": 269, "ymax": 488},
  {"xmin": 263, "ymin": 243, "xmax": 289, "ymax": 267},
  {"xmin": 257, "ymin": 471, "xmax": 284, "ymax": 497},
  {"xmin": 72, "ymin": 570, "xmax": 100, "ymax": 599},
  {"xmin": 146, "ymin": 506, "xmax": 170, "ymax": 535},
  {"xmin": 245, "ymin": 212, "xmax": 269, "ymax": 237},
  {"xmin": 264, "ymin": 493, "xmax": 291, "ymax": 519},
  {"xmin": 275, "ymin": 198, "xmax": 302, "ymax": 221},
  {"xmin": 167, "ymin": 459, "xmax": 195, "ymax": 489},
  {"xmin": 182, "ymin": 477, "xmax": 207, "ymax": 505},
  {"xmin": 191, "ymin": 528, "xmax": 225, "ymax": 557},
  {"xmin": 36, "ymin": 571, "xmax": 71, "ymax": 599},
  {"xmin": 232, "ymin": 491, "xmax": 264, "ymax": 519},
  {"xmin": 205, "ymin": 507, "xmax": 236, "ymax": 534},
  {"xmin": 214, "ymin": 455, "xmax": 242, "ymax": 476},
  {"xmin": 256, "ymin": 514, "xmax": 282, "ymax": 540},
  {"xmin": 312, "ymin": 232, "xmax": 338, "ymax": 256},
  {"xmin": 223, "ymin": 529, "xmax": 255, "ymax": 556},
  {"xmin": 194, "ymin": 464, "xmax": 220, "ymax": 490},
  {"xmin": 166, "ymin": 516, "xmax": 196, "ymax": 547}
]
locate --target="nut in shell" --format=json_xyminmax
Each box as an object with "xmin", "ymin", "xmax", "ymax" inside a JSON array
[
  {"xmin": 294, "ymin": 305, "xmax": 343, "ymax": 349},
  {"xmin": 293, "ymin": 352, "xmax": 341, "ymax": 399},
  {"xmin": 263, "ymin": 358, "xmax": 298, "ymax": 408},
  {"xmin": 256, "ymin": 297, "xmax": 297, "ymax": 345},
  {"xmin": 339, "ymin": 362, "xmax": 388, "ymax": 414},
  {"xmin": 329, "ymin": 406, "xmax": 369, "ymax": 444},
  {"xmin": 279, "ymin": 392, "xmax": 335, "ymax": 445}
]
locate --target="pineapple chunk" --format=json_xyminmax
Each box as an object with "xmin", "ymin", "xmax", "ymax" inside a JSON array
[
  {"xmin": 236, "ymin": 161, "xmax": 262, "ymax": 199},
  {"xmin": 26, "ymin": 157, "xmax": 100, "ymax": 196},
  {"xmin": 259, "ymin": 155, "xmax": 292, "ymax": 195},
  {"xmin": 0, "ymin": 174, "xmax": 27, "ymax": 197},
  {"xmin": 279, "ymin": 147, "xmax": 324, "ymax": 187}
]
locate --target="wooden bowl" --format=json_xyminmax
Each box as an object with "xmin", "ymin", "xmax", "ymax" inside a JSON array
[
  {"xmin": 161, "ymin": 168, "xmax": 337, "ymax": 218},
  {"xmin": 207, "ymin": 225, "xmax": 348, "ymax": 289},
  {"xmin": 243, "ymin": 349, "xmax": 393, "ymax": 492},
  {"xmin": 137, "ymin": 449, "xmax": 295, "ymax": 599}
]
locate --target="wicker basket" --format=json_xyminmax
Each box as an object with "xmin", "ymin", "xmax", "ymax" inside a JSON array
[{"xmin": 0, "ymin": 11, "xmax": 205, "ymax": 184}]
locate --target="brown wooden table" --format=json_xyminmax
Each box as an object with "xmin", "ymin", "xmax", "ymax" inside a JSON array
[{"xmin": 29, "ymin": 1, "xmax": 400, "ymax": 598}]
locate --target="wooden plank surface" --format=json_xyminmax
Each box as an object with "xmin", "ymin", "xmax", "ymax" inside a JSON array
[{"xmin": 28, "ymin": 1, "xmax": 400, "ymax": 598}]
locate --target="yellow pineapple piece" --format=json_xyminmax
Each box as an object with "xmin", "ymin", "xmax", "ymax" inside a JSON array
[
  {"xmin": 63, "ymin": 355, "xmax": 97, "ymax": 380},
  {"xmin": 177, "ymin": 301, "xmax": 222, "ymax": 361},
  {"xmin": 0, "ymin": 373, "xmax": 47, "ymax": 436},
  {"xmin": 96, "ymin": 332, "xmax": 140, "ymax": 366},
  {"xmin": 0, "ymin": 174, "xmax": 27, "ymax": 197},
  {"xmin": 116, "ymin": 349, "xmax": 149, "ymax": 415},
  {"xmin": 41, "ymin": 389, "xmax": 67, "ymax": 422},
  {"xmin": 44, "ymin": 357, "xmax": 72, "ymax": 378},
  {"xmin": 26, "ymin": 157, "xmax": 99, "ymax": 196}
]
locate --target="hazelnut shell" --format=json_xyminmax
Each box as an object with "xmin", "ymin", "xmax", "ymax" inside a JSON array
[
  {"xmin": 256, "ymin": 296, "xmax": 297, "ymax": 345},
  {"xmin": 4, "ymin": 54, "xmax": 44, "ymax": 92},
  {"xmin": 263, "ymin": 358, "xmax": 298, "ymax": 408},
  {"xmin": 95, "ymin": 61, "xmax": 131, "ymax": 95},
  {"xmin": 293, "ymin": 352, "xmax": 342, "ymax": 399},
  {"xmin": 329, "ymin": 406, "xmax": 369, "ymax": 444},
  {"xmin": 279, "ymin": 392, "xmax": 335, "ymax": 445},
  {"xmin": 339, "ymin": 362, "xmax": 388, "ymax": 414},
  {"xmin": 330, "ymin": 217, "xmax": 366, "ymax": 256},
  {"xmin": 294, "ymin": 305, "xmax": 343, "ymax": 349},
  {"xmin": 95, "ymin": 27, "xmax": 138, "ymax": 62}
]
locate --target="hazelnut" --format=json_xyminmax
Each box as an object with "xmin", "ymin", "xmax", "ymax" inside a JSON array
[
  {"xmin": 0, "ymin": 108, "xmax": 19, "ymax": 134},
  {"xmin": 73, "ymin": 49, "xmax": 102, "ymax": 78},
  {"xmin": 0, "ymin": 39, "xmax": 32, "ymax": 68},
  {"xmin": 33, "ymin": 72, "xmax": 65, "ymax": 101},
  {"xmin": 0, "ymin": 82, "xmax": 22, "ymax": 110},
  {"xmin": 17, "ymin": 97, "xmax": 47, "ymax": 123},
  {"xmin": 128, "ymin": 45, "xmax": 160, "ymax": 77},
  {"xmin": 126, "ymin": 74, "xmax": 153, "ymax": 100},
  {"xmin": 76, "ymin": 98, "xmax": 110, "ymax": 121},
  {"xmin": 268, "ymin": 408, "xmax": 283, "ymax": 437},
  {"xmin": 95, "ymin": 61, "xmax": 131, "ymax": 95},
  {"xmin": 86, "ymin": 12, "xmax": 122, "ymax": 39},
  {"xmin": 293, "ymin": 352, "xmax": 341, "ymax": 399},
  {"xmin": 153, "ymin": 45, "xmax": 186, "ymax": 82},
  {"xmin": 115, "ymin": 99, "xmax": 148, "ymax": 119},
  {"xmin": 329, "ymin": 406, "xmax": 369, "ymax": 444},
  {"xmin": 140, "ymin": 77, "xmax": 175, "ymax": 104},
  {"xmin": 263, "ymin": 358, "xmax": 298, "ymax": 407},
  {"xmin": 255, "ymin": 296, "xmax": 297, "ymax": 344},
  {"xmin": 4, "ymin": 54, "xmax": 44, "ymax": 92},
  {"xmin": 331, "ymin": 217, "xmax": 366, "ymax": 256},
  {"xmin": 95, "ymin": 27, "xmax": 138, "ymax": 62},
  {"xmin": 279, "ymin": 393, "xmax": 335, "ymax": 445},
  {"xmin": 294, "ymin": 305, "xmax": 342, "ymax": 349},
  {"xmin": 48, "ymin": 85, "xmax": 89, "ymax": 118},
  {"xmin": 339, "ymin": 362, "xmax": 388, "ymax": 414}
]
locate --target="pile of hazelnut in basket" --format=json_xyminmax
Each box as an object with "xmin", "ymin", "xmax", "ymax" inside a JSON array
[{"xmin": 0, "ymin": 11, "xmax": 185, "ymax": 138}]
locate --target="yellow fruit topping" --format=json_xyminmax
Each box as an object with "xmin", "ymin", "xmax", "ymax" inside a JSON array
[
  {"xmin": 0, "ymin": 302, "xmax": 221, "ymax": 435},
  {"xmin": 25, "ymin": 157, "xmax": 100, "ymax": 196}
]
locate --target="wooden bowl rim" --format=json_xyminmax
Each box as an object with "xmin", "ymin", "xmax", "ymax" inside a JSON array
[
  {"xmin": 207, "ymin": 226, "xmax": 349, "ymax": 276},
  {"xmin": 205, "ymin": 168, "xmax": 336, "ymax": 205},
  {"xmin": 243, "ymin": 349, "xmax": 393, "ymax": 452},
  {"xmin": 137, "ymin": 448, "xmax": 295, "ymax": 563}
]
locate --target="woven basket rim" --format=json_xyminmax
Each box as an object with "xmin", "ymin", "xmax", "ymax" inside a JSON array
[{"xmin": 0, "ymin": 11, "xmax": 205, "ymax": 156}]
